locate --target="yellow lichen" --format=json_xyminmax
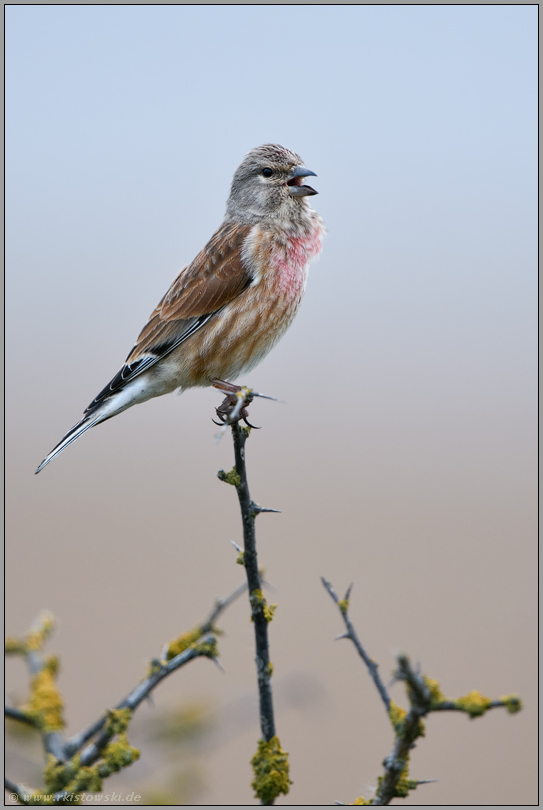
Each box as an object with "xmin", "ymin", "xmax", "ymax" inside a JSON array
[
  {"xmin": 217, "ymin": 467, "xmax": 241, "ymax": 487},
  {"xmin": 393, "ymin": 767, "xmax": 419, "ymax": 797},
  {"xmin": 167, "ymin": 626, "xmax": 203, "ymax": 660},
  {"xmin": 376, "ymin": 756, "xmax": 419, "ymax": 799},
  {"xmin": 250, "ymin": 589, "xmax": 264, "ymax": 607},
  {"xmin": 5, "ymin": 636, "xmax": 27, "ymax": 655},
  {"xmin": 42, "ymin": 726, "xmax": 139, "ymax": 799},
  {"xmin": 96, "ymin": 733, "xmax": 140, "ymax": 776},
  {"xmin": 266, "ymin": 662, "xmax": 274, "ymax": 677},
  {"xmin": 49, "ymin": 757, "xmax": 103, "ymax": 795},
  {"xmin": 67, "ymin": 765, "xmax": 103, "ymax": 793},
  {"xmin": 348, "ymin": 797, "xmax": 372, "ymax": 805},
  {"xmin": 454, "ymin": 690, "xmax": 492, "ymax": 718},
  {"xmin": 251, "ymin": 735, "xmax": 292, "ymax": 805},
  {"xmin": 236, "ymin": 550, "xmax": 246, "ymax": 566},
  {"xmin": 388, "ymin": 699, "xmax": 407, "ymax": 735},
  {"xmin": 338, "ymin": 599, "xmax": 349, "ymax": 614},
  {"xmin": 423, "ymin": 676, "xmax": 446, "ymax": 706},
  {"xmin": 191, "ymin": 636, "xmax": 219, "ymax": 659},
  {"xmin": 26, "ymin": 612, "xmax": 55, "ymax": 652},
  {"xmin": 388, "ymin": 699, "xmax": 424, "ymax": 739},
  {"xmin": 105, "ymin": 707, "xmax": 132, "ymax": 736},
  {"xmin": 500, "ymin": 693, "xmax": 522, "ymax": 714},
  {"xmin": 43, "ymin": 751, "xmax": 102, "ymax": 794},
  {"xmin": 23, "ymin": 661, "xmax": 64, "ymax": 732},
  {"xmin": 263, "ymin": 603, "xmax": 277, "ymax": 623},
  {"xmin": 44, "ymin": 753, "xmax": 81, "ymax": 792},
  {"xmin": 147, "ymin": 658, "xmax": 165, "ymax": 677},
  {"xmin": 250, "ymin": 590, "xmax": 276, "ymax": 622}
]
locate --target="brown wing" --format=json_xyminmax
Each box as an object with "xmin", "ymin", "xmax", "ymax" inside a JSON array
[
  {"xmin": 127, "ymin": 221, "xmax": 253, "ymax": 361},
  {"xmin": 85, "ymin": 221, "xmax": 253, "ymax": 413}
]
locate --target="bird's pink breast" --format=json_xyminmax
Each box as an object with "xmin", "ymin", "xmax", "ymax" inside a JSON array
[
  {"xmin": 167, "ymin": 217, "xmax": 324, "ymax": 386},
  {"xmin": 270, "ymin": 223, "xmax": 324, "ymax": 299}
]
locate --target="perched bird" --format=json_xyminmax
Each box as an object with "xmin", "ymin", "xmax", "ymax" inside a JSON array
[{"xmin": 36, "ymin": 144, "xmax": 324, "ymax": 473}]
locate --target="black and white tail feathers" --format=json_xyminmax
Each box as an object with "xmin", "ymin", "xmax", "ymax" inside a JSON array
[{"xmin": 35, "ymin": 411, "xmax": 106, "ymax": 474}]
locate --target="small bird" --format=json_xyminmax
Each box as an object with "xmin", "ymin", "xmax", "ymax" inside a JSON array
[{"xmin": 36, "ymin": 144, "xmax": 324, "ymax": 473}]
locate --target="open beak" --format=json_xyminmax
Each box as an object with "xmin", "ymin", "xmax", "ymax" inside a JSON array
[{"xmin": 287, "ymin": 165, "xmax": 318, "ymax": 197}]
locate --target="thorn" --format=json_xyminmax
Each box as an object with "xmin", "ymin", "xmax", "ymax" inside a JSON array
[
  {"xmin": 416, "ymin": 780, "xmax": 438, "ymax": 785},
  {"xmin": 261, "ymin": 577, "xmax": 278, "ymax": 592},
  {"xmin": 344, "ymin": 582, "xmax": 354, "ymax": 601},
  {"xmin": 335, "ymin": 633, "xmax": 350, "ymax": 641},
  {"xmin": 251, "ymin": 391, "xmax": 280, "ymax": 402},
  {"xmin": 145, "ymin": 694, "xmax": 156, "ymax": 707},
  {"xmin": 230, "ymin": 540, "xmax": 243, "ymax": 553},
  {"xmin": 254, "ymin": 504, "xmax": 281, "ymax": 514},
  {"xmin": 387, "ymin": 677, "xmax": 400, "ymax": 690},
  {"xmin": 212, "ymin": 657, "xmax": 225, "ymax": 674},
  {"xmin": 334, "ymin": 802, "xmax": 347, "ymax": 806}
]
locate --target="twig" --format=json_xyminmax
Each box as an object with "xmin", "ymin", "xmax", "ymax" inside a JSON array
[
  {"xmin": 219, "ymin": 421, "xmax": 291, "ymax": 806},
  {"xmin": 202, "ymin": 581, "xmax": 248, "ymax": 631},
  {"xmin": 321, "ymin": 578, "xmax": 390, "ymax": 712},
  {"xmin": 372, "ymin": 654, "xmax": 519, "ymax": 805},
  {"xmin": 5, "ymin": 579, "xmax": 248, "ymax": 801},
  {"xmin": 323, "ymin": 585, "xmax": 521, "ymax": 806},
  {"xmin": 75, "ymin": 639, "xmax": 215, "ymax": 766},
  {"xmin": 4, "ymin": 777, "xmax": 84, "ymax": 807},
  {"xmin": 371, "ymin": 654, "xmax": 429, "ymax": 805},
  {"xmin": 4, "ymin": 778, "xmax": 34, "ymax": 805},
  {"xmin": 228, "ymin": 423, "xmax": 276, "ymax": 743},
  {"xmin": 5, "ymin": 706, "xmax": 37, "ymax": 727},
  {"xmin": 429, "ymin": 700, "xmax": 508, "ymax": 712},
  {"xmin": 65, "ymin": 581, "xmax": 247, "ymax": 759}
]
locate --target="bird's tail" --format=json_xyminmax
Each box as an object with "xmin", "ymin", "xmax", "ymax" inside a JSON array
[{"xmin": 35, "ymin": 412, "xmax": 104, "ymax": 474}]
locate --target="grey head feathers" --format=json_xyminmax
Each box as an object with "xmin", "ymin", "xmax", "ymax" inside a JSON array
[{"xmin": 226, "ymin": 143, "xmax": 317, "ymax": 225}]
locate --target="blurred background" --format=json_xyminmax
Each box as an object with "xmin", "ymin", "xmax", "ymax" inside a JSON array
[{"xmin": 5, "ymin": 5, "xmax": 537, "ymax": 805}]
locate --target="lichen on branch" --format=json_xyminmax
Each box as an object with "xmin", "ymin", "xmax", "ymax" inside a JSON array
[{"xmin": 251, "ymin": 735, "xmax": 292, "ymax": 805}]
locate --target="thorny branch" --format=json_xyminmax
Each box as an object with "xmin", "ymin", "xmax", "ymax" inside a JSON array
[
  {"xmin": 219, "ymin": 422, "xmax": 277, "ymax": 747},
  {"xmin": 74, "ymin": 639, "xmax": 216, "ymax": 767},
  {"xmin": 65, "ymin": 582, "xmax": 247, "ymax": 760},
  {"xmin": 323, "ymin": 579, "xmax": 522, "ymax": 806},
  {"xmin": 321, "ymin": 579, "xmax": 390, "ymax": 712},
  {"xmin": 5, "ymin": 706, "xmax": 37, "ymax": 726},
  {"xmin": 372, "ymin": 655, "xmax": 520, "ymax": 806},
  {"xmin": 218, "ymin": 398, "xmax": 290, "ymax": 806},
  {"xmin": 5, "ymin": 583, "xmax": 247, "ymax": 803}
]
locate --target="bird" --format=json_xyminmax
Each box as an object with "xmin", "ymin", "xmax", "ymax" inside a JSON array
[{"xmin": 36, "ymin": 144, "xmax": 325, "ymax": 473}]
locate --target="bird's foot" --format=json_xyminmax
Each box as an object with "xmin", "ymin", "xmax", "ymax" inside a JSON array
[{"xmin": 211, "ymin": 381, "xmax": 259, "ymax": 428}]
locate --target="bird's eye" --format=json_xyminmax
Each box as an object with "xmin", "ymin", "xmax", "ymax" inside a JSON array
[{"xmin": 262, "ymin": 168, "xmax": 273, "ymax": 178}]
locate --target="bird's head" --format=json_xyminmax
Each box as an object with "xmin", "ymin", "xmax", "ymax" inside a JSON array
[{"xmin": 226, "ymin": 144, "xmax": 318, "ymax": 224}]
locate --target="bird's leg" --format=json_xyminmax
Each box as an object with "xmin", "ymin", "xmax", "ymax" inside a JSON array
[{"xmin": 211, "ymin": 380, "xmax": 258, "ymax": 427}]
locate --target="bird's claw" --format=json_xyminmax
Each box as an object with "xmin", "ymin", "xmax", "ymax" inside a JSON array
[
  {"xmin": 215, "ymin": 388, "xmax": 255, "ymax": 426},
  {"xmin": 242, "ymin": 416, "xmax": 261, "ymax": 429}
]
